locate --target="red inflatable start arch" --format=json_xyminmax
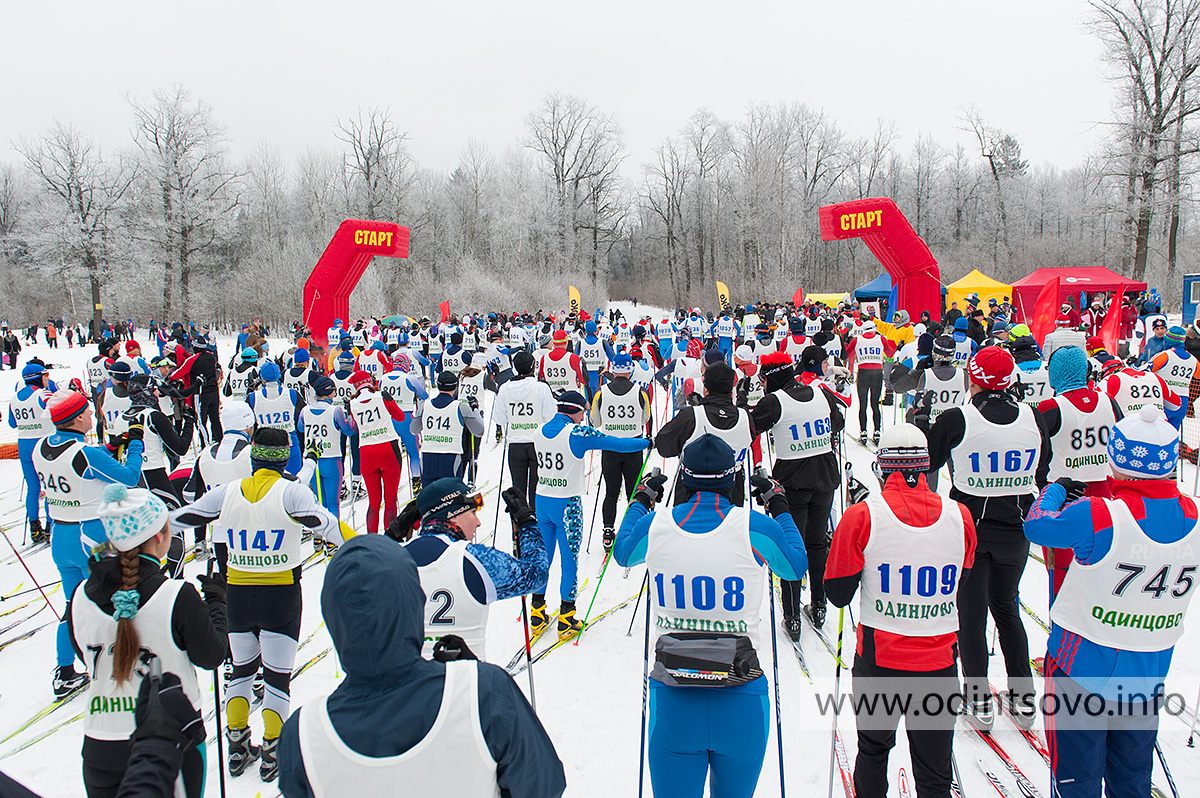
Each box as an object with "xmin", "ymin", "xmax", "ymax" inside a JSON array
[
  {"xmin": 819, "ymin": 198, "xmax": 942, "ymax": 322},
  {"xmin": 304, "ymin": 219, "xmax": 410, "ymax": 349}
]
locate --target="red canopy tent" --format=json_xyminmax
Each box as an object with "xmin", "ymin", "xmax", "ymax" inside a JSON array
[{"xmin": 1011, "ymin": 266, "xmax": 1146, "ymax": 322}]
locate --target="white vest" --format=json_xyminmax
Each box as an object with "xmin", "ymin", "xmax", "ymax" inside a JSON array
[
  {"xmin": 655, "ymin": 323, "xmax": 675, "ymax": 343},
  {"xmin": 771, "ymin": 390, "xmax": 832, "ymax": 460},
  {"xmin": 1153, "ymin": 349, "xmax": 1196, "ymax": 399},
  {"xmin": 1047, "ymin": 396, "xmax": 1117, "ymax": 483},
  {"xmin": 459, "ymin": 370, "xmax": 485, "ymax": 405},
  {"xmin": 427, "ymin": 331, "xmax": 444, "ymax": 356},
  {"xmin": 301, "ymin": 404, "xmax": 344, "ymax": 459},
  {"xmin": 805, "ymin": 317, "xmax": 822, "ymax": 336},
  {"xmin": 613, "ymin": 326, "xmax": 632, "ymax": 348},
  {"xmin": 199, "ymin": 439, "xmax": 252, "ymax": 490},
  {"xmin": 132, "ymin": 408, "xmax": 167, "ymax": 471},
  {"xmin": 541, "ymin": 353, "xmax": 576, "ymax": 393},
  {"xmin": 781, "ymin": 336, "xmax": 808, "ymax": 361},
  {"xmin": 859, "ymin": 494, "xmax": 965, "ymax": 636},
  {"xmin": 823, "ymin": 334, "xmax": 842, "ymax": 362},
  {"xmin": 579, "ymin": 340, "xmax": 607, "ymax": 375},
  {"xmin": 1112, "ymin": 370, "xmax": 1165, "ymax": 415},
  {"xmin": 298, "ymin": 662, "xmax": 500, "ymax": 798},
  {"xmin": 646, "ymin": 506, "xmax": 764, "ymax": 656},
  {"xmin": 422, "ymin": 400, "xmax": 464, "ymax": 454},
  {"xmin": 331, "ymin": 373, "xmax": 356, "ymax": 405},
  {"xmin": 284, "ymin": 367, "xmax": 310, "ymax": 400},
  {"xmin": 686, "ymin": 408, "xmax": 751, "ymax": 469},
  {"xmin": 716, "ymin": 318, "xmax": 736, "ymax": 338},
  {"xmin": 498, "ymin": 380, "xmax": 548, "ymax": 444},
  {"xmin": 598, "ymin": 383, "xmax": 643, "ymax": 437},
  {"xmin": 506, "ymin": 327, "xmax": 525, "ymax": 348},
  {"xmin": 1052, "ymin": 499, "xmax": 1200, "ymax": 651},
  {"xmin": 380, "ymin": 372, "xmax": 417, "ymax": 413},
  {"xmin": 87, "ymin": 359, "xmax": 108, "ymax": 389},
  {"xmin": 11, "ymin": 388, "xmax": 53, "ymax": 438},
  {"xmin": 351, "ymin": 391, "xmax": 401, "ymax": 447},
  {"xmin": 953, "ymin": 338, "xmax": 973, "ymax": 367},
  {"xmin": 227, "ymin": 367, "xmax": 255, "ymax": 401},
  {"xmin": 441, "ymin": 349, "xmax": 467, "ymax": 375},
  {"xmin": 415, "ymin": 539, "xmax": 490, "ymax": 660},
  {"xmin": 923, "ymin": 368, "xmax": 966, "ymax": 420},
  {"xmin": 71, "ymin": 580, "xmax": 200, "ymax": 741},
  {"xmin": 33, "ymin": 438, "xmax": 108, "ymax": 524},
  {"xmin": 214, "ymin": 478, "xmax": 305, "ymax": 572},
  {"xmin": 102, "ymin": 390, "xmax": 132, "ymax": 436},
  {"xmin": 1015, "ymin": 365, "xmax": 1052, "ymax": 406},
  {"xmin": 949, "ymin": 403, "xmax": 1041, "ymax": 497},
  {"xmin": 535, "ymin": 422, "xmax": 585, "ymax": 498},
  {"xmin": 854, "ymin": 335, "xmax": 884, "ymax": 367},
  {"xmin": 254, "ymin": 387, "xmax": 296, "ymax": 432}
]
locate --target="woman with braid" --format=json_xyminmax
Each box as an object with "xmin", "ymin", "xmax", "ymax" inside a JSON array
[{"xmin": 68, "ymin": 483, "xmax": 227, "ymax": 798}]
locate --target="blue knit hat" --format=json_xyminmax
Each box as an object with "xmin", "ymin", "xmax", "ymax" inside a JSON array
[
  {"xmin": 21, "ymin": 362, "xmax": 47, "ymax": 384},
  {"xmin": 680, "ymin": 434, "xmax": 738, "ymax": 494},
  {"xmin": 293, "ymin": 348, "xmax": 310, "ymax": 364},
  {"xmin": 258, "ymin": 360, "xmax": 281, "ymax": 383},
  {"xmin": 610, "ymin": 353, "xmax": 633, "ymax": 371},
  {"xmin": 585, "ymin": 320, "xmax": 598, "ymax": 334},
  {"xmin": 108, "ymin": 360, "xmax": 132, "ymax": 382},
  {"xmin": 1167, "ymin": 326, "xmax": 1187, "ymax": 347},
  {"xmin": 1047, "ymin": 345, "xmax": 1088, "ymax": 394},
  {"xmin": 1108, "ymin": 406, "xmax": 1178, "ymax": 479},
  {"xmin": 240, "ymin": 347, "xmax": 259, "ymax": 363}
]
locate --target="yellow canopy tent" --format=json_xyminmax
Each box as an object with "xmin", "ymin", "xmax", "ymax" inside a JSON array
[
  {"xmin": 946, "ymin": 269, "xmax": 1012, "ymax": 309},
  {"xmin": 807, "ymin": 292, "xmax": 849, "ymax": 307}
]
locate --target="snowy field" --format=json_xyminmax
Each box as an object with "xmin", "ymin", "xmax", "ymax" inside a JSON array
[{"xmin": 1, "ymin": 302, "xmax": 1199, "ymax": 797}]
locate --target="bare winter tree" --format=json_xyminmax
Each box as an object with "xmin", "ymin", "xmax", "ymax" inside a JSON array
[
  {"xmin": 16, "ymin": 122, "xmax": 136, "ymax": 336},
  {"xmin": 1090, "ymin": 0, "xmax": 1200, "ymax": 281},
  {"xmin": 130, "ymin": 85, "xmax": 241, "ymax": 320},
  {"xmin": 336, "ymin": 107, "xmax": 411, "ymax": 221},
  {"xmin": 963, "ymin": 106, "xmax": 1029, "ymax": 264}
]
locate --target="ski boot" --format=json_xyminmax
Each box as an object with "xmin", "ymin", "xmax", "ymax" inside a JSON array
[
  {"xmin": 411, "ymin": 476, "xmax": 422, "ymax": 496},
  {"xmin": 881, "ymin": 391, "xmax": 893, "ymax": 406},
  {"xmin": 557, "ymin": 601, "xmax": 582, "ymax": 642},
  {"xmin": 529, "ymin": 595, "xmax": 549, "ymax": 639},
  {"xmin": 301, "ymin": 528, "xmax": 314, "ymax": 544},
  {"xmin": 52, "ymin": 665, "xmax": 88, "ymax": 699},
  {"xmin": 962, "ymin": 694, "xmax": 994, "ymax": 731},
  {"xmin": 805, "ymin": 601, "xmax": 827, "ymax": 629},
  {"xmin": 190, "ymin": 540, "xmax": 211, "ymax": 562},
  {"xmin": 227, "ymin": 726, "xmax": 260, "ymax": 776},
  {"xmin": 782, "ymin": 615, "xmax": 803, "ymax": 642},
  {"xmin": 260, "ymin": 736, "xmax": 279, "ymax": 782},
  {"xmin": 495, "ymin": 424, "xmax": 504, "ymax": 443},
  {"xmin": 28, "ymin": 518, "xmax": 47, "ymax": 545},
  {"xmin": 1004, "ymin": 691, "xmax": 1036, "ymax": 730},
  {"xmin": 859, "ymin": 431, "xmax": 868, "ymax": 446},
  {"xmin": 871, "ymin": 430, "xmax": 880, "ymax": 447},
  {"xmin": 602, "ymin": 527, "xmax": 616, "ymax": 552}
]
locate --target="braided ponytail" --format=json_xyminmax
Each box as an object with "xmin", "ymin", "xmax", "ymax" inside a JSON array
[{"xmin": 111, "ymin": 548, "xmax": 143, "ymax": 684}]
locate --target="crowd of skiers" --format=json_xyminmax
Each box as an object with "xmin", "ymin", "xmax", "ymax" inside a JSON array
[{"xmin": 1, "ymin": 285, "xmax": 1197, "ymax": 798}]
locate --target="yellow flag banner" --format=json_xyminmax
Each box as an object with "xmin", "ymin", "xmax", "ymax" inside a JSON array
[
  {"xmin": 716, "ymin": 281, "xmax": 731, "ymax": 312},
  {"xmin": 569, "ymin": 285, "xmax": 582, "ymax": 315}
]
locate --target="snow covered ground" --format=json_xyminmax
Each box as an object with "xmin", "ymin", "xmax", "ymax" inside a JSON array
[{"xmin": 1, "ymin": 303, "xmax": 1199, "ymax": 797}]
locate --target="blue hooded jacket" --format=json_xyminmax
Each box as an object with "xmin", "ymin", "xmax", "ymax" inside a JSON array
[{"xmin": 278, "ymin": 535, "xmax": 566, "ymax": 797}]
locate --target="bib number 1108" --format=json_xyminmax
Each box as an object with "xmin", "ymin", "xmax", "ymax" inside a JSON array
[{"xmin": 655, "ymin": 573, "xmax": 745, "ymax": 611}]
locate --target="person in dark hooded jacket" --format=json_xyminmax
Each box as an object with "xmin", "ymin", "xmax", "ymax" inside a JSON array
[{"xmin": 277, "ymin": 535, "xmax": 566, "ymax": 798}]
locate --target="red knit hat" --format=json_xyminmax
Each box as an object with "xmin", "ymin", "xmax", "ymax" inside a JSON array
[
  {"xmin": 686, "ymin": 339, "xmax": 704, "ymax": 359},
  {"xmin": 552, "ymin": 330, "xmax": 569, "ymax": 346},
  {"xmin": 349, "ymin": 370, "xmax": 375, "ymax": 392},
  {"xmin": 124, "ymin": 340, "xmax": 140, "ymax": 353},
  {"xmin": 48, "ymin": 390, "xmax": 90, "ymax": 426},
  {"xmin": 967, "ymin": 346, "xmax": 1017, "ymax": 391}
]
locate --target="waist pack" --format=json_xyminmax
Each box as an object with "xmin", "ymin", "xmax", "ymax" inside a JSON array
[{"xmin": 650, "ymin": 632, "xmax": 762, "ymax": 688}]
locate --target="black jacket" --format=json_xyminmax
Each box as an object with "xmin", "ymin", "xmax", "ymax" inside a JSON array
[{"xmin": 748, "ymin": 382, "xmax": 844, "ymax": 493}]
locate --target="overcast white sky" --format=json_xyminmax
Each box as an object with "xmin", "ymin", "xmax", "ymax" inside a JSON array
[{"xmin": 2, "ymin": 0, "xmax": 1115, "ymax": 180}]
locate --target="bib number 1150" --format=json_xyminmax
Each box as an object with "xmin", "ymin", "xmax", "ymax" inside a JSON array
[{"xmin": 655, "ymin": 573, "xmax": 745, "ymax": 611}]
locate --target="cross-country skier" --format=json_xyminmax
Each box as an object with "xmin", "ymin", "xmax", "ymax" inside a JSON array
[
  {"xmin": 531, "ymin": 390, "xmax": 650, "ymax": 641},
  {"xmin": 1024, "ymin": 406, "xmax": 1199, "ymax": 798},
  {"xmin": 749, "ymin": 350, "xmax": 845, "ymax": 634},
  {"xmin": 494, "ymin": 350, "xmax": 559, "ymax": 506},
  {"xmin": 247, "ymin": 360, "xmax": 304, "ymax": 475},
  {"xmin": 297, "ymin": 376, "xmax": 354, "ymax": 520},
  {"xmin": 380, "ymin": 350, "xmax": 428, "ymax": 495},
  {"xmin": 223, "ymin": 348, "xmax": 260, "ymax": 402},
  {"xmin": 613, "ymin": 435, "xmax": 806, "ymax": 798},
  {"xmin": 1148, "ymin": 325, "xmax": 1195, "ymax": 418},
  {"xmin": 346, "ymin": 371, "xmax": 407, "ymax": 535},
  {"xmin": 69, "ymin": 484, "xmax": 226, "ymax": 798},
  {"xmin": 182, "ymin": 401, "xmax": 256, "ymax": 569},
  {"xmin": 420, "ymin": 371, "xmax": 485, "ymax": 483},
  {"xmin": 9, "ymin": 361, "xmax": 55, "ymax": 543},
  {"xmin": 924, "ymin": 346, "xmax": 1049, "ymax": 729},
  {"xmin": 825, "ymin": 424, "xmax": 976, "ymax": 798},
  {"xmin": 589, "ymin": 353, "xmax": 651, "ymax": 551},
  {"xmin": 170, "ymin": 428, "xmax": 347, "ymax": 783},
  {"xmin": 36, "ymin": 389, "xmax": 146, "ymax": 697},
  {"xmin": 276, "ymin": 534, "xmax": 566, "ymax": 798},
  {"xmin": 848, "ymin": 320, "xmax": 895, "ymax": 446},
  {"xmin": 383, "ymin": 478, "xmax": 549, "ymax": 661}
]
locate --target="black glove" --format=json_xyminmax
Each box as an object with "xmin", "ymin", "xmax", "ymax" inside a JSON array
[
  {"xmin": 685, "ymin": 391, "xmax": 702, "ymax": 406},
  {"xmin": 196, "ymin": 572, "xmax": 226, "ymax": 604},
  {"xmin": 501, "ymin": 487, "xmax": 536, "ymax": 527},
  {"xmin": 632, "ymin": 470, "xmax": 668, "ymax": 509},
  {"xmin": 381, "ymin": 388, "xmax": 395, "ymax": 403},
  {"xmin": 913, "ymin": 391, "xmax": 933, "ymax": 432},
  {"xmin": 385, "ymin": 500, "xmax": 421, "ymax": 542},
  {"xmin": 735, "ymin": 379, "xmax": 750, "ymax": 408},
  {"xmin": 467, "ymin": 395, "xmax": 479, "ymax": 412},
  {"xmin": 131, "ymin": 666, "xmax": 204, "ymax": 752},
  {"xmin": 1053, "ymin": 477, "xmax": 1088, "ymax": 504},
  {"xmin": 432, "ymin": 635, "xmax": 478, "ymax": 662},
  {"xmin": 125, "ymin": 421, "xmax": 144, "ymax": 442},
  {"xmin": 750, "ymin": 470, "xmax": 788, "ymax": 514},
  {"xmin": 847, "ymin": 476, "xmax": 870, "ymax": 505},
  {"xmin": 304, "ymin": 438, "xmax": 322, "ymax": 462}
]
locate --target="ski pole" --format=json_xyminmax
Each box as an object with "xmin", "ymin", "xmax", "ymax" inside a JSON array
[
  {"xmin": 0, "ymin": 528, "xmax": 60, "ymax": 621},
  {"xmin": 636, "ymin": 576, "xmax": 651, "ymax": 798},
  {"xmin": 490, "ymin": 423, "xmax": 509, "ymax": 549},
  {"xmin": 575, "ymin": 550, "xmax": 613, "ymax": 646},
  {"xmin": 1187, "ymin": 681, "xmax": 1200, "ymax": 747},
  {"xmin": 511, "ymin": 517, "xmax": 537, "ymax": 711},
  {"xmin": 826, "ymin": 606, "xmax": 846, "ymax": 798},
  {"xmin": 1155, "ymin": 741, "xmax": 1180, "ymax": 798},
  {"xmin": 585, "ymin": 464, "xmax": 604, "ymax": 553},
  {"xmin": 208, "ymin": 558, "xmax": 228, "ymax": 798},
  {"xmin": 768, "ymin": 572, "xmax": 786, "ymax": 798},
  {"xmin": 0, "ymin": 580, "xmax": 62, "ymax": 600},
  {"xmin": 626, "ymin": 571, "xmax": 649, "ymax": 637}
]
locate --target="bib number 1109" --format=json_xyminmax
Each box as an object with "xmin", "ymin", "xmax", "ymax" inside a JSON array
[
  {"xmin": 877, "ymin": 563, "xmax": 958, "ymax": 597},
  {"xmin": 655, "ymin": 573, "xmax": 745, "ymax": 611}
]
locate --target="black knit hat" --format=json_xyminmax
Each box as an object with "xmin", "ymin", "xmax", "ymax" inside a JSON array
[
  {"xmin": 557, "ymin": 390, "xmax": 587, "ymax": 414},
  {"xmin": 680, "ymin": 434, "xmax": 738, "ymax": 494},
  {"xmin": 513, "ymin": 351, "xmax": 535, "ymax": 375},
  {"xmin": 436, "ymin": 371, "xmax": 459, "ymax": 391},
  {"xmin": 251, "ymin": 427, "xmax": 291, "ymax": 470},
  {"xmin": 703, "ymin": 362, "xmax": 736, "ymax": 395}
]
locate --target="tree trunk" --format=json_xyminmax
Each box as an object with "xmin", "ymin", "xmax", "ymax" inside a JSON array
[
  {"xmin": 90, "ymin": 271, "xmax": 102, "ymax": 342},
  {"xmin": 1132, "ymin": 134, "xmax": 1161, "ymax": 283},
  {"xmin": 1168, "ymin": 85, "xmax": 1184, "ymax": 280}
]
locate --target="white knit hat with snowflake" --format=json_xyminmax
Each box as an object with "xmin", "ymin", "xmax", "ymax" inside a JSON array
[
  {"xmin": 1108, "ymin": 406, "xmax": 1179, "ymax": 479},
  {"xmin": 97, "ymin": 483, "xmax": 169, "ymax": 551}
]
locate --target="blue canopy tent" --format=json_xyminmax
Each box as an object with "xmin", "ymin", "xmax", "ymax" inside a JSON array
[{"xmin": 854, "ymin": 273, "xmax": 945, "ymax": 301}]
